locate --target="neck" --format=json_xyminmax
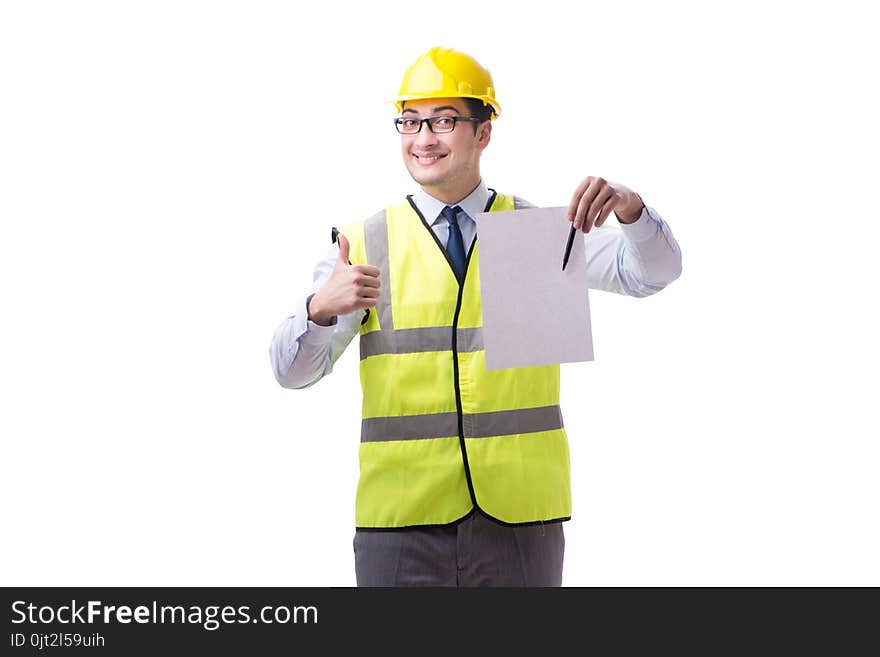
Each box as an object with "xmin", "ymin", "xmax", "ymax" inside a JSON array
[{"xmin": 421, "ymin": 175, "xmax": 481, "ymax": 206}]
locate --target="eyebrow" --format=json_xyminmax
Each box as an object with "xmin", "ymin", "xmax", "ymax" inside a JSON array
[{"xmin": 402, "ymin": 105, "xmax": 462, "ymax": 115}]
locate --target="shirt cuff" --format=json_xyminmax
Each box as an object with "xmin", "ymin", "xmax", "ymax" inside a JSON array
[
  {"xmin": 301, "ymin": 293, "xmax": 337, "ymax": 344},
  {"xmin": 616, "ymin": 205, "xmax": 659, "ymax": 243}
]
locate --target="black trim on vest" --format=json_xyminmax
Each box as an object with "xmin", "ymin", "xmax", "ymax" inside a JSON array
[
  {"xmin": 405, "ymin": 189, "xmax": 498, "ymax": 284},
  {"xmin": 356, "ymin": 508, "xmax": 476, "ymax": 533},
  {"xmin": 405, "ymin": 191, "xmax": 493, "ymax": 516},
  {"xmin": 406, "ymin": 195, "xmax": 461, "ymax": 283},
  {"xmin": 451, "ymin": 234, "xmax": 480, "ymax": 507},
  {"xmin": 355, "ymin": 510, "xmax": 571, "ymax": 532},
  {"xmin": 476, "ymin": 512, "xmax": 572, "ymax": 528},
  {"xmin": 451, "ymin": 192, "xmax": 496, "ymax": 509}
]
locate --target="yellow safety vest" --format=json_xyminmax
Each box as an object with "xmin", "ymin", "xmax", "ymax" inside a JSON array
[{"xmin": 340, "ymin": 191, "xmax": 571, "ymax": 529}]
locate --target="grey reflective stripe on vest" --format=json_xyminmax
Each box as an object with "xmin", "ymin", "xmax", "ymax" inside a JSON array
[
  {"xmin": 361, "ymin": 412, "xmax": 459, "ymax": 442},
  {"xmin": 363, "ymin": 210, "xmax": 394, "ymax": 330},
  {"xmin": 361, "ymin": 405, "xmax": 564, "ymax": 442},
  {"xmin": 462, "ymin": 405, "xmax": 563, "ymax": 439},
  {"xmin": 513, "ymin": 196, "xmax": 536, "ymax": 210},
  {"xmin": 360, "ymin": 327, "xmax": 484, "ymax": 359},
  {"xmin": 457, "ymin": 327, "xmax": 484, "ymax": 352}
]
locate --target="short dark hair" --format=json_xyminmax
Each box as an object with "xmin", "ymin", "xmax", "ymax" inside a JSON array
[{"xmin": 463, "ymin": 98, "xmax": 494, "ymax": 129}]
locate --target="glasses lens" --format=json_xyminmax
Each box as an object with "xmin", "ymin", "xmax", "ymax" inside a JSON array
[
  {"xmin": 429, "ymin": 116, "xmax": 456, "ymax": 133},
  {"xmin": 396, "ymin": 117, "xmax": 420, "ymax": 134}
]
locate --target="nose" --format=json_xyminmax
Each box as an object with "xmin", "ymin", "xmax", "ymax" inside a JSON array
[{"xmin": 412, "ymin": 120, "xmax": 439, "ymax": 148}]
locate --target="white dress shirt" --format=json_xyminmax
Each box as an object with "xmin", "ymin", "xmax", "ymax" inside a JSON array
[{"xmin": 270, "ymin": 180, "xmax": 682, "ymax": 389}]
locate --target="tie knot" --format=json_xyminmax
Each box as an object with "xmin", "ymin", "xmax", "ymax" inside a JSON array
[{"xmin": 441, "ymin": 205, "xmax": 463, "ymax": 227}]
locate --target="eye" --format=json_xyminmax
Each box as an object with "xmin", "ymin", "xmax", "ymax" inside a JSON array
[
  {"xmin": 401, "ymin": 118, "xmax": 418, "ymax": 128},
  {"xmin": 434, "ymin": 117, "xmax": 454, "ymax": 128}
]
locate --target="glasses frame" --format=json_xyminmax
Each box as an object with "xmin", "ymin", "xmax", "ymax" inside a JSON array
[{"xmin": 393, "ymin": 114, "xmax": 482, "ymax": 135}]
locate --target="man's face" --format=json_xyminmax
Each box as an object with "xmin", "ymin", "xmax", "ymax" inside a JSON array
[{"xmin": 399, "ymin": 97, "xmax": 490, "ymax": 195}]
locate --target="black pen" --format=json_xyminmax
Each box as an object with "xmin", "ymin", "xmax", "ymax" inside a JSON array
[{"xmin": 562, "ymin": 223, "xmax": 576, "ymax": 271}]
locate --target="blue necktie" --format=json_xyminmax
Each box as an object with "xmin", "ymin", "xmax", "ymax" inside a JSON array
[{"xmin": 442, "ymin": 205, "xmax": 466, "ymax": 280}]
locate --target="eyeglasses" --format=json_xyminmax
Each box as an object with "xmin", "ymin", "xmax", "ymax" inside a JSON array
[{"xmin": 393, "ymin": 115, "xmax": 482, "ymax": 134}]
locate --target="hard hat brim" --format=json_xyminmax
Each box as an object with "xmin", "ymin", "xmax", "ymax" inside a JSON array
[{"xmin": 390, "ymin": 93, "xmax": 501, "ymax": 119}]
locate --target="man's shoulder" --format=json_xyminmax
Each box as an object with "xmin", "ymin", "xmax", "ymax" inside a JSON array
[
  {"xmin": 484, "ymin": 189, "xmax": 535, "ymax": 209},
  {"xmin": 338, "ymin": 201, "xmax": 405, "ymax": 238},
  {"xmin": 349, "ymin": 194, "xmax": 535, "ymax": 229},
  {"xmin": 366, "ymin": 197, "xmax": 414, "ymax": 221},
  {"xmin": 487, "ymin": 192, "xmax": 535, "ymax": 211},
  {"xmin": 340, "ymin": 205, "xmax": 391, "ymax": 233},
  {"xmin": 512, "ymin": 195, "xmax": 535, "ymax": 210}
]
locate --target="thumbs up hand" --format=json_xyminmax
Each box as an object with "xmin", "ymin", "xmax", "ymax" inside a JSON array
[
  {"xmin": 307, "ymin": 234, "xmax": 381, "ymax": 327},
  {"xmin": 336, "ymin": 232, "xmax": 351, "ymax": 266}
]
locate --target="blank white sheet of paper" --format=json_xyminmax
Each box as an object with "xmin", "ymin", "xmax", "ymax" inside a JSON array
[{"xmin": 473, "ymin": 206, "xmax": 594, "ymax": 371}]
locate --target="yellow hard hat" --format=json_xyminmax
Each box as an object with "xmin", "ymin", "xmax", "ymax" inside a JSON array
[{"xmin": 393, "ymin": 46, "xmax": 501, "ymax": 119}]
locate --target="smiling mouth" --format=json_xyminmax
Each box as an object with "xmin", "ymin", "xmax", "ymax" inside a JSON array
[{"xmin": 413, "ymin": 153, "xmax": 447, "ymax": 164}]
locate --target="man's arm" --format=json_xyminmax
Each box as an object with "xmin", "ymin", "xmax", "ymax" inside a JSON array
[
  {"xmin": 583, "ymin": 204, "xmax": 682, "ymax": 296},
  {"xmin": 269, "ymin": 240, "xmax": 366, "ymax": 389},
  {"xmin": 566, "ymin": 176, "xmax": 682, "ymax": 296}
]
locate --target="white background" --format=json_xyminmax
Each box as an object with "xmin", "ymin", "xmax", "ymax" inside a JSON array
[{"xmin": 1, "ymin": 0, "xmax": 877, "ymax": 586}]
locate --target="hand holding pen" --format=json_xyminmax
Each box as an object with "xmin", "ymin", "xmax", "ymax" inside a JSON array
[{"xmin": 562, "ymin": 176, "xmax": 644, "ymax": 270}]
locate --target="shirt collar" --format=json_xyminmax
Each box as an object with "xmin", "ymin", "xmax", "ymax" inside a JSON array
[{"xmin": 412, "ymin": 180, "xmax": 491, "ymax": 225}]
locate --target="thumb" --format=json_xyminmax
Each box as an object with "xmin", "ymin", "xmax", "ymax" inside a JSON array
[{"xmin": 336, "ymin": 233, "xmax": 351, "ymax": 265}]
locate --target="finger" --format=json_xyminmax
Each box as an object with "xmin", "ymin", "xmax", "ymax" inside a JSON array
[
  {"xmin": 575, "ymin": 178, "xmax": 604, "ymax": 231},
  {"xmin": 337, "ymin": 234, "xmax": 351, "ymax": 264},
  {"xmin": 352, "ymin": 264, "xmax": 380, "ymax": 278},
  {"xmin": 587, "ymin": 185, "xmax": 616, "ymax": 229},
  {"xmin": 358, "ymin": 287, "xmax": 381, "ymax": 299},
  {"xmin": 567, "ymin": 177, "xmax": 592, "ymax": 221},
  {"xmin": 357, "ymin": 274, "xmax": 381, "ymax": 289},
  {"xmin": 594, "ymin": 194, "xmax": 619, "ymax": 228}
]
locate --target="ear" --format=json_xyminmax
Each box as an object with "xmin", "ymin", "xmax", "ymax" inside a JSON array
[{"xmin": 476, "ymin": 120, "xmax": 492, "ymax": 151}]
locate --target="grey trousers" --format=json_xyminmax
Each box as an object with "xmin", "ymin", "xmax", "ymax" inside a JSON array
[{"xmin": 353, "ymin": 511, "xmax": 565, "ymax": 587}]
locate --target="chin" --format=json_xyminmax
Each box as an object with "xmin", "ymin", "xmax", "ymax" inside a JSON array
[{"xmin": 407, "ymin": 167, "xmax": 445, "ymax": 187}]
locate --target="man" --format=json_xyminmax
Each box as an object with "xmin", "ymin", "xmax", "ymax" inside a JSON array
[{"xmin": 270, "ymin": 46, "xmax": 682, "ymax": 586}]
